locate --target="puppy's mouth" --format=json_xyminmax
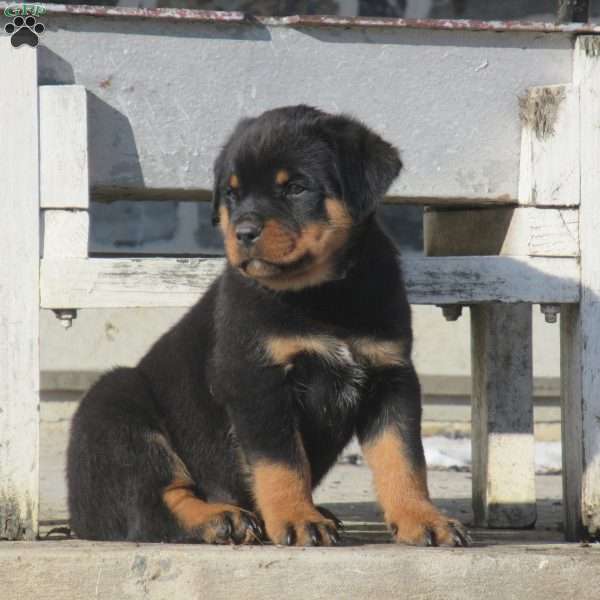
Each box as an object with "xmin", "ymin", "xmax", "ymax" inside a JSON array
[{"xmin": 240, "ymin": 254, "xmax": 312, "ymax": 280}]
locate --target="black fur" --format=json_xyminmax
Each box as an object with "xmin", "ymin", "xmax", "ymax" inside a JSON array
[{"xmin": 67, "ymin": 105, "xmax": 452, "ymax": 546}]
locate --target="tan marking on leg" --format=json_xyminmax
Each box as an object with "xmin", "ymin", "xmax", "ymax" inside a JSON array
[
  {"xmin": 229, "ymin": 174, "xmax": 239, "ymax": 189},
  {"xmin": 162, "ymin": 480, "xmax": 256, "ymax": 543},
  {"xmin": 350, "ymin": 338, "xmax": 410, "ymax": 368},
  {"xmin": 148, "ymin": 432, "xmax": 193, "ymax": 484},
  {"xmin": 155, "ymin": 432, "xmax": 258, "ymax": 544},
  {"xmin": 363, "ymin": 428, "xmax": 463, "ymax": 546},
  {"xmin": 275, "ymin": 169, "xmax": 289, "ymax": 185},
  {"xmin": 253, "ymin": 434, "xmax": 336, "ymax": 546},
  {"xmin": 265, "ymin": 335, "xmax": 353, "ymax": 369}
]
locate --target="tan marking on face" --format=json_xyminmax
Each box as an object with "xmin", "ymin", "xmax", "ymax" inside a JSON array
[
  {"xmin": 219, "ymin": 205, "xmax": 243, "ymax": 266},
  {"xmin": 254, "ymin": 198, "xmax": 353, "ymax": 291},
  {"xmin": 256, "ymin": 219, "xmax": 297, "ymax": 262},
  {"xmin": 275, "ymin": 169, "xmax": 289, "ymax": 185},
  {"xmin": 362, "ymin": 428, "xmax": 461, "ymax": 545},
  {"xmin": 350, "ymin": 338, "xmax": 410, "ymax": 368},
  {"xmin": 219, "ymin": 197, "xmax": 353, "ymax": 291},
  {"xmin": 229, "ymin": 174, "xmax": 239, "ymax": 189},
  {"xmin": 265, "ymin": 335, "xmax": 353, "ymax": 368}
]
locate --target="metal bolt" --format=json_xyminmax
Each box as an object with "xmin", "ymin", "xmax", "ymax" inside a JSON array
[
  {"xmin": 53, "ymin": 309, "xmax": 77, "ymax": 329},
  {"xmin": 540, "ymin": 304, "xmax": 560, "ymax": 324},
  {"xmin": 439, "ymin": 305, "xmax": 463, "ymax": 322}
]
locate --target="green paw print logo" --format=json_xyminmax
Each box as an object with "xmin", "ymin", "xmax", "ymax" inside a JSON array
[{"xmin": 5, "ymin": 14, "xmax": 44, "ymax": 47}]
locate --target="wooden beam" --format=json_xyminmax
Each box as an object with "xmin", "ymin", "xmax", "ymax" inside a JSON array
[
  {"xmin": 424, "ymin": 207, "xmax": 579, "ymax": 257},
  {"xmin": 39, "ymin": 85, "xmax": 89, "ymax": 209},
  {"xmin": 557, "ymin": 0, "xmax": 590, "ymax": 23},
  {"xmin": 518, "ymin": 84, "xmax": 579, "ymax": 207},
  {"xmin": 39, "ymin": 256, "xmax": 580, "ymax": 309},
  {"xmin": 471, "ymin": 304, "xmax": 536, "ymax": 528},
  {"xmin": 42, "ymin": 210, "xmax": 89, "ymax": 258},
  {"xmin": 561, "ymin": 36, "xmax": 600, "ymax": 540},
  {"xmin": 0, "ymin": 39, "xmax": 40, "ymax": 540}
]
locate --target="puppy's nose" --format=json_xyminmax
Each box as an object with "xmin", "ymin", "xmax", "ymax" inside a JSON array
[{"xmin": 235, "ymin": 221, "xmax": 262, "ymax": 246}]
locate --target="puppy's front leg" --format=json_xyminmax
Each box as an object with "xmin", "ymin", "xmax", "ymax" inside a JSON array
[
  {"xmin": 358, "ymin": 365, "xmax": 469, "ymax": 547},
  {"xmin": 224, "ymin": 370, "xmax": 339, "ymax": 546}
]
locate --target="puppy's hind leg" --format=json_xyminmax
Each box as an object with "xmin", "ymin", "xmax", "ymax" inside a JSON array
[{"xmin": 67, "ymin": 367, "xmax": 261, "ymax": 543}]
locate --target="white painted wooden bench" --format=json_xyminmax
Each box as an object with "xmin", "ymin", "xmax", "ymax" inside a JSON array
[{"xmin": 1, "ymin": 9, "xmax": 599, "ymax": 542}]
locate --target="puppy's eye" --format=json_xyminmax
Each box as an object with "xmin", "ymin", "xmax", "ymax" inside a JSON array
[{"xmin": 286, "ymin": 183, "xmax": 306, "ymax": 196}]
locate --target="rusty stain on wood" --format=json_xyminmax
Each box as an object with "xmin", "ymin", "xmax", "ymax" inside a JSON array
[{"xmin": 6, "ymin": 2, "xmax": 600, "ymax": 34}]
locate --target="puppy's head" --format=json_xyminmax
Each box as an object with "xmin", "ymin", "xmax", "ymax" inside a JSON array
[{"xmin": 213, "ymin": 105, "xmax": 401, "ymax": 291}]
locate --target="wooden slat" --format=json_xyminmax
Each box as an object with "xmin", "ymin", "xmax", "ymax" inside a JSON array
[
  {"xmin": 424, "ymin": 207, "xmax": 579, "ymax": 257},
  {"xmin": 403, "ymin": 256, "xmax": 579, "ymax": 304},
  {"xmin": 518, "ymin": 84, "xmax": 580, "ymax": 207},
  {"xmin": 42, "ymin": 210, "xmax": 89, "ymax": 258},
  {"xmin": 39, "ymin": 85, "xmax": 89, "ymax": 209},
  {"xmin": 36, "ymin": 15, "xmax": 574, "ymax": 204},
  {"xmin": 471, "ymin": 304, "xmax": 536, "ymax": 528},
  {"xmin": 39, "ymin": 256, "xmax": 580, "ymax": 309},
  {"xmin": 0, "ymin": 39, "xmax": 40, "ymax": 540},
  {"xmin": 561, "ymin": 36, "xmax": 600, "ymax": 540}
]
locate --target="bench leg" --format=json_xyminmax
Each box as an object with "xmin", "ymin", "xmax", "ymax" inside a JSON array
[
  {"xmin": 470, "ymin": 303, "xmax": 537, "ymax": 528},
  {"xmin": 0, "ymin": 40, "xmax": 40, "ymax": 540},
  {"xmin": 563, "ymin": 36, "xmax": 600, "ymax": 541}
]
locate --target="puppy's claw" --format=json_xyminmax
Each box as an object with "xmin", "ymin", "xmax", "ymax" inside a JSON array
[
  {"xmin": 316, "ymin": 505, "xmax": 344, "ymax": 530},
  {"xmin": 285, "ymin": 524, "xmax": 296, "ymax": 546},
  {"xmin": 451, "ymin": 523, "xmax": 471, "ymax": 547},
  {"xmin": 307, "ymin": 523, "xmax": 321, "ymax": 546},
  {"xmin": 424, "ymin": 527, "xmax": 437, "ymax": 547}
]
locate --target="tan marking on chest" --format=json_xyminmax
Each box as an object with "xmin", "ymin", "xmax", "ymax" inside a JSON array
[
  {"xmin": 350, "ymin": 338, "xmax": 410, "ymax": 368},
  {"xmin": 265, "ymin": 335, "xmax": 354, "ymax": 368},
  {"xmin": 266, "ymin": 335, "xmax": 408, "ymax": 370}
]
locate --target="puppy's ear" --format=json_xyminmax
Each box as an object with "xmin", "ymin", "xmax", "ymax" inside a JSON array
[
  {"xmin": 212, "ymin": 117, "xmax": 254, "ymax": 226},
  {"xmin": 323, "ymin": 115, "xmax": 402, "ymax": 219}
]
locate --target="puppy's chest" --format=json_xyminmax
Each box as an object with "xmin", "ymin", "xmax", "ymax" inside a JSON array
[{"xmin": 266, "ymin": 334, "xmax": 410, "ymax": 410}]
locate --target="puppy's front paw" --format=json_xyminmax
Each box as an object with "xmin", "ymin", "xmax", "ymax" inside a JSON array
[
  {"xmin": 387, "ymin": 502, "xmax": 470, "ymax": 547},
  {"xmin": 265, "ymin": 507, "xmax": 340, "ymax": 546},
  {"xmin": 190, "ymin": 504, "xmax": 263, "ymax": 545}
]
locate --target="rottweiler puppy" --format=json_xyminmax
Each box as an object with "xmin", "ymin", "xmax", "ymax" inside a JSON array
[{"xmin": 67, "ymin": 105, "xmax": 468, "ymax": 547}]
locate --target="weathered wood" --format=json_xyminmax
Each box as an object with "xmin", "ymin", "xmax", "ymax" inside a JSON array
[
  {"xmin": 39, "ymin": 85, "xmax": 89, "ymax": 209},
  {"xmin": 0, "ymin": 39, "xmax": 40, "ymax": 540},
  {"xmin": 36, "ymin": 13, "xmax": 574, "ymax": 204},
  {"xmin": 557, "ymin": 0, "xmax": 590, "ymax": 23},
  {"xmin": 560, "ymin": 304, "xmax": 584, "ymax": 540},
  {"xmin": 471, "ymin": 304, "xmax": 536, "ymax": 528},
  {"xmin": 424, "ymin": 207, "xmax": 579, "ymax": 257},
  {"xmin": 42, "ymin": 210, "xmax": 89, "ymax": 258},
  {"xmin": 518, "ymin": 84, "xmax": 579, "ymax": 206},
  {"xmin": 39, "ymin": 256, "xmax": 580, "ymax": 309},
  {"xmin": 560, "ymin": 36, "xmax": 600, "ymax": 540}
]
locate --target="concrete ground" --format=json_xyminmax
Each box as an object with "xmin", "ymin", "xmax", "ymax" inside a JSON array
[{"xmin": 2, "ymin": 402, "xmax": 594, "ymax": 600}]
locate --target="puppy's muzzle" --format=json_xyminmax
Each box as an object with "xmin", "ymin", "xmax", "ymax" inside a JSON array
[{"xmin": 235, "ymin": 219, "xmax": 263, "ymax": 248}]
